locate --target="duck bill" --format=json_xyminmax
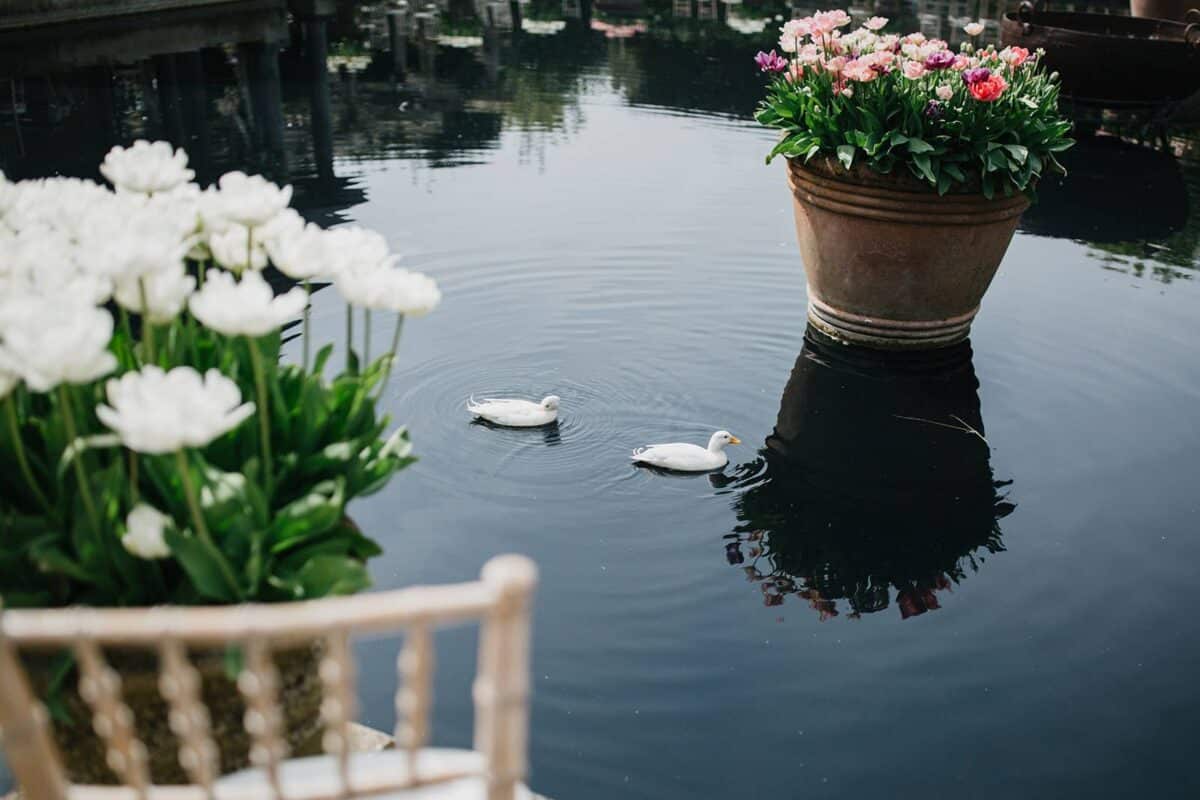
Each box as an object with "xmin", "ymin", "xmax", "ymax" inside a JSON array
[{"xmin": 729, "ymin": 436, "xmax": 742, "ymax": 445}]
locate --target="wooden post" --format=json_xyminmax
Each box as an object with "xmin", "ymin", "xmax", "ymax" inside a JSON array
[
  {"xmin": 474, "ymin": 556, "xmax": 537, "ymax": 800},
  {"xmin": 302, "ymin": 14, "xmax": 335, "ymax": 182},
  {"xmin": 0, "ymin": 609, "xmax": 68, "ymax": 800},
  {"xmin": 387, "ymin": 5, "xmax": 409, "ymax": 79}
]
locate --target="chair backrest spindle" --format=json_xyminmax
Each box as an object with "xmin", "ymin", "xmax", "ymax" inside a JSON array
[
  {"xmin": 73, "ymin": 638, "xmax": 151, "ymax": 797},
  {"xmin": 157, "ymin": 639, "xmax": 219, "ymax": 798},
  {"xmin": 319, "ymin": 628, "xmax": 357, "ymax": 798},
  {"xmin": 395, "ymin": 622, "xmax": 434, "ymax": 783},
  {"xmin": 238, "ymin": 637, "xmax": 288, "ymax": 800}
]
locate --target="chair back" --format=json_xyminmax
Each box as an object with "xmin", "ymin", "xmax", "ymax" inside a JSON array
[{"xmin": 0, "ymin": 555, "xmax": 537, "ymax": 800}]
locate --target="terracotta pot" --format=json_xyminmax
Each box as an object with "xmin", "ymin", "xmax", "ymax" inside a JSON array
[
  {"xmin": 1130, "ymin": 0, "xmax": 1191, "ymax": 21},
  {"xmin": 787, "ymin": 156, "xmax": 1029, "ymax": 349},
  {"xmin": 24, "ymin": 645, "xmax": 324, "ymax": 785}
]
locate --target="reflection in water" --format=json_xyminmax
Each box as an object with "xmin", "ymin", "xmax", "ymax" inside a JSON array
[
  {"xmin": 725, "ymin": 328, "xmax": 1013, "ymax": 620},
  {"xmin": 3, "ymin": 0, "xmax": 1197, "ymax": 280}
]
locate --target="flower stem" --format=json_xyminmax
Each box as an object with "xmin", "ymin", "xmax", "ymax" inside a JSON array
[
  {"xmin": 4, "ymin": 397, "xmax": 52, "ymax": 513},
  {"xmin": 246, "ymin": 227, "xmax": 254, "ymax": 274},
  {"xmin": 128, "ymin": 450, "xmax": 139, "ymax": 505},
  {"xmin": 302, "ymin": 279, "xmax": 311, "ymax": 371},
  {"xmin": 345, "ymin": 304, "xmax": 354, "ymax": 370},
  {"xmin": 376, "ymin": 314, "xmax": 405, "ymax": 398},
  {"xmin": 58, "ymin": 386, "xmax": 102, "ymax": 537},
  {"xmin": 246, "ymin": 338, "xmax": 273, "ymax": 497},
  {"xmin": 139, "ymin": 278, "xmax": 156, "ymax": 364},
  {"xmin": 364, "ymin": 309, "xmax": 372, "ymax": 364},
  {"xmin": 174, "ymin": 449, "xmax": 241, "ymax": 597}
]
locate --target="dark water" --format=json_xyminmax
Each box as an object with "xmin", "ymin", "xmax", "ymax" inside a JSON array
[{"xmin": 4, "ymin": 1, "xmax": 1200, "ymax": 797}]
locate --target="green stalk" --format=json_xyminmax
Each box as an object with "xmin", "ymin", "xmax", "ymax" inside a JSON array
[
  {"xmin": 246, "ymin": 339, "xmax": 273, "ymax": 497},
  {"xmin": 174, "ymin": 449, "xmax": 241, "ymax": 595},
  {"xmin": 376, "ymin": 314, "xmax": 405, "ymax": 398},
  {"xmin": 302, "ymin": 279, "xmax": 311, "ymax": 371},
  {"xmin": 128, "ymin": 450, "xmax": 139, "ymax": 505},
  {"xmin": 139, "ymin": 278, "xmax": 156, "ymax": 364},
  {"xmin": 4, "ymin": 397, "xmax": 52, "ymax": 513},
  {"xmin": 364, "ymin": 308, "xmax": 372, "ymax": 364},
  {"xmin": 345, "ymin": 304, "xmax": 354, "ymax": 370},
  {"xmin": 246, "ymin": 227, "xmax": 254, "ymax": 275},
  {"xmin": 58, "ymin": 386, "xmax": 102, "ymax": 537}
]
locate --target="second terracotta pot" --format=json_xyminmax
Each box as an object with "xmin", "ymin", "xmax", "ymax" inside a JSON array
[{"xmin": 787, "ymin": 156, "xmax": 1029, "ymax": 349}]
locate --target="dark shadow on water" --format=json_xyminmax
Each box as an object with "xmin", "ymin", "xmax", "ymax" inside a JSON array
[
  {"xmin": 470, "ymin": 416, "xmax": 562, "ymax": 445},
  {"xmin": 724, "ymin": 327, "xmax": 1014, "ymax": 621}
]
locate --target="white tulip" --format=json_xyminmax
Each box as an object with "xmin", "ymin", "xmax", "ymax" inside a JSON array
[
  {"xmin": 96, "ymin": 365, "xmax": 255, "ymax": 454},
  {"xmin": 336, "ymin": 266, "xmax": 441, "ymax": 316},
  {"xmin": 189, "ymin": 270, "xmax": 307, "ymax": 337},
  {"xmin": 100, "ymin": 140, "xmax": 195, "ymax": 195},
  {"xmin": 258, "ymin": 207, "xmax": 305, "ymax": 245},
  {"xmin": 322, "ymin": 226, "xmax": 392, "ymax": 279},
  {"xmin": 215, "ymin": 171, "xmax": 293, "ymax": 228},
  {"xmin": 4, "ymin": 229, "xmax": 113, "ymax": 304},
  {"xmin": 0, "ymin": 298, "xmax": 117, "ymax": 392},
  {"xmin": 122, "ymin": 503, "xmax": 173, "ymax": 560},
  {"xmin": 113, "ymin": 260, "xmax": 196, "ymax": 323},
  {"xmin": 5, "ymin": 177, "xmax": 114, "ymax": 242},
  {"xmin": 264, "ymin": 221, "xmax": 332, "ymax": 280},
  {"xmin": 79, "ymin": 206, "xmax": 189, "ymax": 285},
  {"xmin": 208, "ymin": 224, "xmax": 268, "ymax": 273}
]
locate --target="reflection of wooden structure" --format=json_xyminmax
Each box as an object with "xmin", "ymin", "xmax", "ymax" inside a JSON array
[
  {"xmin": 0, "ymin": 0, "xmax": 287, "ymax": 73},
  {"xmin": 0, "ymin": 556, "xmax": 540, "ymax": 800}
]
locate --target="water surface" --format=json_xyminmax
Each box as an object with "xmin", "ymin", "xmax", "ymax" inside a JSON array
[{"xmin": 3, "ymin": 1, "xmax": 1199, "ymax": 797}]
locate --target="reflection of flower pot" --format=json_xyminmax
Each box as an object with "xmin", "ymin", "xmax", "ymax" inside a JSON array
[
  {"xmin": 1130, "ymin": 0, "xmax": 1191, "ymax": 21},
  {"xmin": 726, "ymin": 327, "xmax": 1013, "ymax": 619},
  {"xmin": 787, "ymin": 156, "xmax": 1029, "ymax": 350},
  {"xmin": 1020, "ymin": 134, "xmax": 1187, "ymax": 243},
  {"xmin": 25, "ymin": 645, "xmax": 323, "ymax": 785}
]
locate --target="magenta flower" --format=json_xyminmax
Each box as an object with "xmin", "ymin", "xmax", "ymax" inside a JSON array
[
  {"xmin": 923, "ymin": 50, "xmax": 956, "ymax": 70},
  {"xmin": 963, "ymin": 67, "xmax": 992, "ymax": 85},
  {"xmin": 755, "ymin": 50, "xmax": 789, "ymax": 73}
]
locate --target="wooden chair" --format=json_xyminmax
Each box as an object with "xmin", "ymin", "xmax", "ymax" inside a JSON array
[{"xmin": 0, "ymin": 555, "xmax": 540, "ymax": 800}]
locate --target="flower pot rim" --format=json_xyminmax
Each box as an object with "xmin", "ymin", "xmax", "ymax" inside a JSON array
[{"xmin": 788, "ymin": 153, "xmax": 1034, "ymax": 204}]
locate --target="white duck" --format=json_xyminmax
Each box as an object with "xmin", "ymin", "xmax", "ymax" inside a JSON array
[
  {"xmin": 632, "ymin": 430, "xmax": 741, "ymax": 472},
  {"xmin": 467, "ymin": 395, "xmax": 560, "ymax": 427}
]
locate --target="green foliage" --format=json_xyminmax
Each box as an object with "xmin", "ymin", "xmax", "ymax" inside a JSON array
[
  {"xmin": 0, "ymin": 315, "xmax": 414, "ymax": 609},
  {"xmin": 755, "ymin": 49, "xmax": 1074, "ymax": 199}
]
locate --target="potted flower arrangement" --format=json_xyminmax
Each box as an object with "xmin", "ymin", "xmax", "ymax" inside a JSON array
[
  {"xmin": 0, "ymin": 141, "xmax": 439, "ymax": 782},
  {"xmin": 755, "ymin": 11, "xmax": 1073, "ymax": 348}
]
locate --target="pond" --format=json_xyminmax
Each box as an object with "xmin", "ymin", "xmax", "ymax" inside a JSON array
[{"xmin": 3, "ymin": 0, "xmax": 1200, "ymax": 798}]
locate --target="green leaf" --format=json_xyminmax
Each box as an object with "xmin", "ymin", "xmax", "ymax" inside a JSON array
[
  {"xmin": 268, "ymin": 479, "xmax": 346, "ymax": 554},
  {"xmin": 1003, "ymin": 144, "xmax": 1029, "ymax": 164},
  {"xmin": 836, "ymin": 145, "xmax": 855, "ymax": 170},
  {"xmin": 911, "ymin": 153, "xmax": 936, "ymax": 184},
  {"xmin": 312, "ymin": 343, "xmax": 335, "ymax": 376},
  {"xmin": 165, "ymin": 528, "xmax": 243, "ymax": 602},
  {"xmin": 906, "ymin": 138, "xmax": 935, "ymax": 154},
  {"xmin": 294, "ymin": 555, "xmax": 371, "ymax": 598}
]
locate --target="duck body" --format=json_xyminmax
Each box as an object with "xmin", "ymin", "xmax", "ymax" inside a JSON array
[
  {"xmin": 467, "ymin": 395, "xmax": 559, "ymax": 427},
  {"xmin": 632, "ymin": 430, "xmax": 741, "ymax": 472}
]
